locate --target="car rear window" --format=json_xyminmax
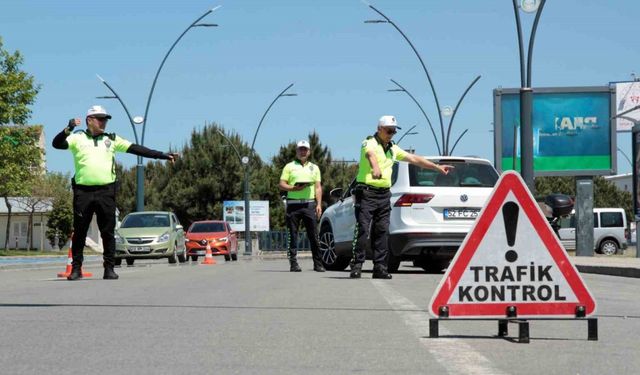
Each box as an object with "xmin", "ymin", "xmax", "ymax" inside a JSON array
[
  {"xmin": 190, "ymin": 222, "xmax": 226, "ymax": 233},
  {"xmin": 408, "ymin": 161, "xmax": 498, "ymax": 187},
  {"xmin": 121, "ymin": 214, "xmax": 170, "ymax": 228}
]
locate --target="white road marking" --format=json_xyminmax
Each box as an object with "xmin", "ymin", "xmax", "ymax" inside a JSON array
[{"xmin": 372, "ymin": 280, "xmax": 508, "ymax": 375}]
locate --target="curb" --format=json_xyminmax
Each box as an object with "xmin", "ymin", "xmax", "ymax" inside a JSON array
[{"xmin": 576, "ymin": 265, "xmax": 640, "ymax": 278}]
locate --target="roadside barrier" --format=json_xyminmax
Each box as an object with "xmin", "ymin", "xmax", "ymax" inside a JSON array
[
  {"xmin": 201, "ymin": 243, "xmax": 216, "ymax": 265},
  {"xmin": 57, "ymin": 236, "xmax": 93, "ymax": 278}
]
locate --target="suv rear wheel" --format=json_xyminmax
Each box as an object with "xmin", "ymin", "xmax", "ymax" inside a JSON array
[{"xmin": 319, "ymin": 225, "xmax": 350, "ymax": 271}]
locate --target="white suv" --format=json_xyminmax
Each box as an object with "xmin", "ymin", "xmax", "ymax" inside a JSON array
[{"xmin": 318, "ymin": 156, "xmax": 499, "ymax": 272}]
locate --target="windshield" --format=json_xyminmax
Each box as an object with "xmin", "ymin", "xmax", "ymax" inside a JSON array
[
  {"xmin": 121, "ymin": 214, "xmax": 170, "ymax": 228},
  {"xmin": 189, "ymin": 222, "xmax": 226, "ymax": 233},
  {"xmin": 409, "ymin": 161, "xmax": 498, "ymax": 188}
]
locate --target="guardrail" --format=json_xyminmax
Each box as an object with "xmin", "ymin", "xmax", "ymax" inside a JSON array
[{"xmin": 258, "ymin": 231, "xmax": 310, "ymax": 252}]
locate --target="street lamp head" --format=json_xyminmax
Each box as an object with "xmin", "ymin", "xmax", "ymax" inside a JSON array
[
  {"xmin": 441, "ymin": 106, "xmax": 454, "ymax": 117},
  {"xmin": 364, "ymin": 20, "xmax": 388, "ymax": 24},
  {"xmin": 96, "ymin": 95, "xmax": 117, "ymax": 99},
  {"xmin": 193, "ymin": 23, "xmax": 218, "ymax": 27},
  {"xmin": 280, "ymin": 93, "xmax": 298, "ymax": 97},
  {"xmin": 520, "ymin": 0, "xmax": 541, "ymax": 13},
  {"xmin": 241, "ymin": 156, "xmax": 250, "ymax": 165},
  {"xmin": 133, "ymin": 116, "xmax": 144, "ymax": 124},
  {"xmin": 387, "ymin": 89, "xmax": 405, "ymax": 92}
]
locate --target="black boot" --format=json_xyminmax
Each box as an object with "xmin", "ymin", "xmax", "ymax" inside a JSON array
[
  {"xmin": 350, "ymin": 264, "xmax": 362, "ymax": 279},
  {"xmin": 313, "ymin": 261, "xmax": 326, "ymax": 272},
  {"xmin": 372, "ymin": 265, "xmax": 392, "ymax": 279},
  {"xmin": 103, "ymin": 267, "xmax": 119, "ymax": 280},
  {"xmin": 67, "ymin": 266, "xmax": 83, "ymax": 281},
  {"xmin": 289, "ymin": 260, "xmax": 302, "ymax": 272}
]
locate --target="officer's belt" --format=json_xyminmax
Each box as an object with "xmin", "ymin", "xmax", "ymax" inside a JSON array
[
  {"xmin": 286, "ymin": 199, "xmax": 316, "ymax": 204},
  {"xmin": 355, "ymin": 183, "xmax": 390, "ymax": 192}
]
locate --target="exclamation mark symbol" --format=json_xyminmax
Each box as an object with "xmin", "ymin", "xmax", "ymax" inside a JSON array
[{"xmin": 502, "ymin": 202, "xmax": 519, "ymax": 263}]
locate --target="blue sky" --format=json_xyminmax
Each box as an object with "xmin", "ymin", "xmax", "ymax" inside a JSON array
[{"xmin": 2, "ymin": 0, "xmax": 639, "ymax": 176}]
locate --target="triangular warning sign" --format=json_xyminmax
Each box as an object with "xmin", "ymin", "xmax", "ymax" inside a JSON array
[{"xmin": 429, "ymin": 171, "xmax": 596, "ymax": 319}]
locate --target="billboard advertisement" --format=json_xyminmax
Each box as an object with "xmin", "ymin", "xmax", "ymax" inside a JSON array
[
  {"xmin": 223, "ymin": 200, "xmax": 270, "ymax": 232},
  {"xmin": 613, "ymin": 81, "xmax": 640, "ymax": 132},
  {"xmin": 493, "ymin": 86, "xmax": 616, "ymax": 176}
]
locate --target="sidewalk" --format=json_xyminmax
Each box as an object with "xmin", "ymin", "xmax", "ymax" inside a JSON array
[{"xmin": 569, "ymin": 246, "xmax": 640, "ymax": 278}]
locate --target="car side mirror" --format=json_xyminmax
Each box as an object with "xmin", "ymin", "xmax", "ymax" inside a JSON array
[
  {"xmin": 229, "ymin": 230, "xmax": 235, "ymax": 234},
  {"xmin": 330, "ymin": 188, "xmax": 343, "ymax": 198},
  {"xmin": 176, "ymin": 224, "xmax": 183, "ymax": 231}
]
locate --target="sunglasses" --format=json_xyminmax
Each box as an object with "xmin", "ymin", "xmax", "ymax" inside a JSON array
[{"xmin": 384, "ymin": 128, "xmax": 397, "ymax": 135}]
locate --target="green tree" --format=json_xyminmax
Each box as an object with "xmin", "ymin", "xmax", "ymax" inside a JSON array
[
  {"xmin": 115, "ymin": 162, "xmax": 136, "ymax": 217},
  {"xmin": 44, "ymin": 173, "xmax": 73, "ymax": 249},
  {"xmin": 535, "ymin": 176, "xmax": 633, "ymax": 222},
  {"xmin": 0, "ymin": 38, "xmax": 41, "ymax": 249},
  {"xmin": 0, "ymin": 37, "xmax": 41, "ymax": 125},
  {"xmin": 0, "ymin": 125, "xmax": 43, "ymax": 249}
]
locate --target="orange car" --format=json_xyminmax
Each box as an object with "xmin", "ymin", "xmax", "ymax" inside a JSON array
[{"xmin": 185, "ymin": 220, "xmax": 238, "ymax": 261}]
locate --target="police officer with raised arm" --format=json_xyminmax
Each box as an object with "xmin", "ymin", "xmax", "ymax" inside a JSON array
[
  {"xmin": 52, "ymin": 105, "xmax": 178, "ymax": 280},
  {"xmin": 350, "ymin": 115, "xmax": 452, "ymax": 279},
  {"xmin": 279, "ymin": 140, "xmax": 324, "ymax": 272}
]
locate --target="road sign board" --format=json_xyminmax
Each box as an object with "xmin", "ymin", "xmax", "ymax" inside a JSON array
[{"xmin": 429, "ymin": 171, "xmax": 596, "ymax": 318}]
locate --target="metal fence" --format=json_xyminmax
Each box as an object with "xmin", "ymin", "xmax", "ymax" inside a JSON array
[{"xmin": 258, "ymin": 231, "xmax": 310, "ymax": 252}]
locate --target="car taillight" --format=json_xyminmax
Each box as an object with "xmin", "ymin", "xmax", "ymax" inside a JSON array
[{"xmin": 394, "ymin": 194, "xmax": 434, "ymax": 207}]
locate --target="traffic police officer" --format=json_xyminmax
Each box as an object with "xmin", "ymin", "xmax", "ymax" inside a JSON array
[
  {"xmin": 52, "ymin": 105, "xmax": 177, "ymax": 280},
  {"xmin": 279, "ymin": 140, "xmax": 324, "ymax": 272},
  {"xmin": 350, "ymin": 115, "xmax": 452, "ymax": 279}
]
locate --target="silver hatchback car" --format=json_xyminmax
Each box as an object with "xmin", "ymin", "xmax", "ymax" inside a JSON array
[{"xmin": 318, "ymin": 156, "xmax": 499, "ymax": 272}]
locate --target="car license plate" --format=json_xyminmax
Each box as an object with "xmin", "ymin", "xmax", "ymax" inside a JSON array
[
  {"xmin": 444, "ymin": 208, "xmax": 480, "ymax": 219},
  {"xmin": 196, "ymin": 250, "xmax": 205, "ymax": 255},
  {"xmin": 129, "ymin": 246, "xmax": 150, "ymax": 253}
]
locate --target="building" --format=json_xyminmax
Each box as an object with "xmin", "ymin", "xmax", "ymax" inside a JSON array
[
  {"xmin": 0, "ymin": 197, "xmax": 105, "ymax": 251},
  {"xmin": 604, "ymin": 173, "xmax": 632, "ymax": 192}
]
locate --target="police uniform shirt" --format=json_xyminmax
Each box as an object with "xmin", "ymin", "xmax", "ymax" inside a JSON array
[
  {"xmin": 280, "ymin": 160, "xmax": 321, "ymax": 200},
  {"xmin": 67, "ymin": 131, "xmax": 132, "ymax": 186},
  {"xmin": 356, "ymin": 135, "xmax": 408, "ymax": 188}
]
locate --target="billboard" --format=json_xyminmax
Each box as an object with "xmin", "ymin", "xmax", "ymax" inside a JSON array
[
  {"xmin": 223, "ymin": 200, "xmax": 270, "ymax": 232},
  {"xmin": 613, "ymin": 81, "xmax": 640, "ymax": 132},
  {"xmin": 493, "ymin": 86, "xmax": 616, "ymax": 176}
]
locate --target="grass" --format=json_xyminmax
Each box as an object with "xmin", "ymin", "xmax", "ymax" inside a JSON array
[{"xmin": 0, "ymin": 249, "xmax": 102, "ymax": 256}]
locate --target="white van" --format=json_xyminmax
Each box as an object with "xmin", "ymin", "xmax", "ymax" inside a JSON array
[{"xmin": 557, "ymin": 208, "xmax": 629, "ymax": 255}]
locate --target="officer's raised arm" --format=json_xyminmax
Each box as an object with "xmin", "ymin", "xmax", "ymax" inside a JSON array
[{"xmin": 52, "ymin": 118, "xmax": 81, "ymax": 149}]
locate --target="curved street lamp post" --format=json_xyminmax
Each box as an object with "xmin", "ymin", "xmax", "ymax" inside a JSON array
[
  {"xmin": 98, "ymin": 6, "xmax": 220, "ymax": 212},
  {"xmin": 511, "ymin": 0, "xmax": 546, "ymax": 193},
  {"xmin": 364, "ymin": 2, "xmax": 481, "ymax": 156},
  {"xmin": 244, "ymin": 83, "xmax": 297, "ymax": 255},
  {"xmin": 395, "ymin": 125, "xmax": 418, "ymax": 145}
]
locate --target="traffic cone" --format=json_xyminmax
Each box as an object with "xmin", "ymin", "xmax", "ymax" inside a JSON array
[
  {"xmin": 57, "ymin": 236, "xmax": 93, "ymax": 278},
  {"xmin": 201, "ymin": 243, "xmax": 216, "ymax": 265}
]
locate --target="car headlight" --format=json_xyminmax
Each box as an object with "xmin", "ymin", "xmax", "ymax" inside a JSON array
[
  {"xmin": 157, "ymin": 232, "xmax": 170, "ymax": 243},
  {"xmin": 218, "ymin": 237, "xmax": 228, "ymax": 242},
  {"xmin": 115, "ymin": 233, "xmax": 124, "ymax": 244}
]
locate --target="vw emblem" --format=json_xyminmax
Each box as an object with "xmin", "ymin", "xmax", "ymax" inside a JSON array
[{"xmin": 460, "ymin": 194, "xmax": 468, "ymax": 202}]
